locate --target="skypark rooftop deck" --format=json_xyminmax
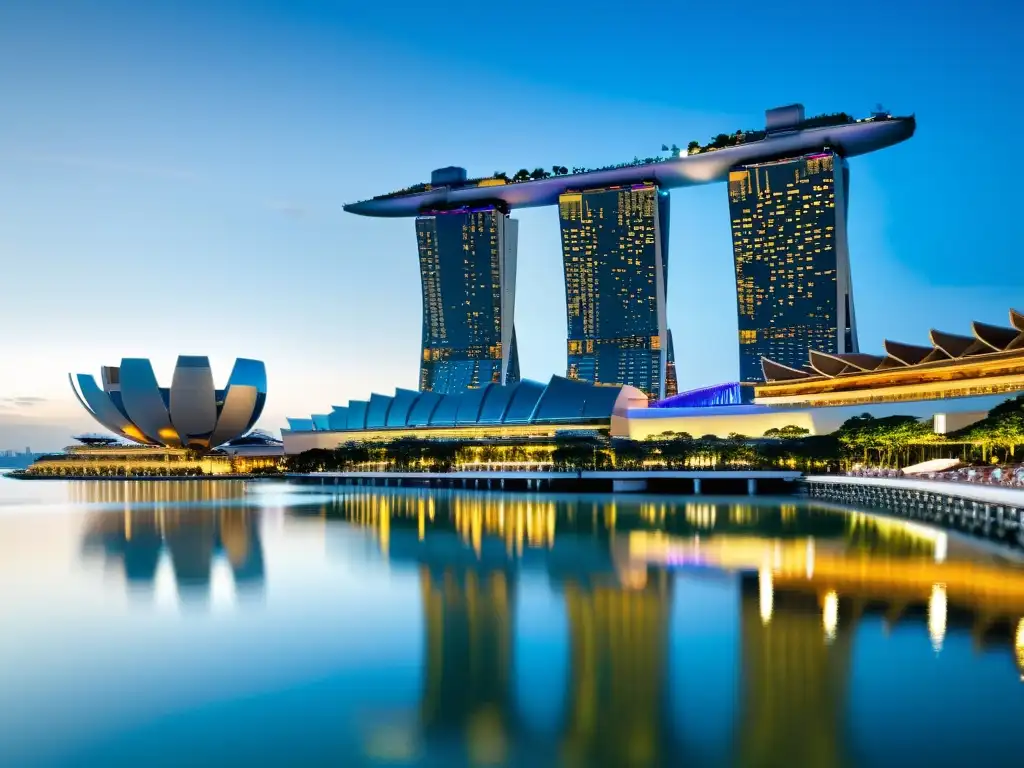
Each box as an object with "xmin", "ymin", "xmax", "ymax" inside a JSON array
[{"xmin": 344, "ymin": 108, "xmax": 914, "ymax": 218}]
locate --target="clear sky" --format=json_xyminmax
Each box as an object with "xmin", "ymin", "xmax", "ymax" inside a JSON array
[{"xmin": 1, "ymin": 0, "xmax": 1021, "ymax": 450}]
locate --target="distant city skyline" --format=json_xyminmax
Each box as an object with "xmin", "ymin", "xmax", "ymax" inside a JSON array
[{"xmin": 1, "ymin": 0, "xmax": 1022, "ymax": 450}]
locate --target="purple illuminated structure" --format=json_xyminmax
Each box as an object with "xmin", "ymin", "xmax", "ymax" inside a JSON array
[{"xmin": 653, "ymin": 382, "xmax": 745, "ymax": 409}]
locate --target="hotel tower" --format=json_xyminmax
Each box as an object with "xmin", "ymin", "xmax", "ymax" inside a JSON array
[
  {"xmin": 416, "ymin": 205, "xmax": 520, "ymax": 394},
  {"xmin": 728, "ymin": 151, "xmax": 857, "ymax": 384}
]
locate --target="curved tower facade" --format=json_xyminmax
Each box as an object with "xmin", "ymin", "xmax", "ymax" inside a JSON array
[
  {"xmin": 729, "ymin": 150, "xmax": 858, "ymax": 385},
  {"xmin": 558, "ymin": 183, "xmax": 670, "ymax": 401},
  {"xmin": 416, "ymin": 205, "xmax": 520, "ymax": 394}
]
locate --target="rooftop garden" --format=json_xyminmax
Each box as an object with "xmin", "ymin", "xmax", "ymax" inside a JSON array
[{"xmin": 370, "ymin": 111, "xmax": 893, "ymax": 200}]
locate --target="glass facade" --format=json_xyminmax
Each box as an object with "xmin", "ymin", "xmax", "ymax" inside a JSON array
[
  {"xmin": 729, "ymin": 151, "xmax": 857, "ymax": 384},
  {"xmin": 558, "ymin": 184, "xmax": 669, "ymax": 401},
  {"xmin": 664, "ymin": 329, "xmax": 678, "ymax": 399},
  {"xmin": 416, "ymin": 206, "xmax": 520, "ymax": 394}
]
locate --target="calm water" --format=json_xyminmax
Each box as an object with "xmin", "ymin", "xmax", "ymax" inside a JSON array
[{"xmin": 1, "ymin": 478, "xmax": 1023, "ymax": 767}]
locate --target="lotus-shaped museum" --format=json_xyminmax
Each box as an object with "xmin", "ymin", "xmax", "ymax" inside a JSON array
[{"xmin": 70, "ymin": 357, "xmax": 267, "ymax": 450}]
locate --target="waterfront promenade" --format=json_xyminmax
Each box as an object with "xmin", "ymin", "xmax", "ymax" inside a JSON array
[
  {"xmin": 287, "ymin": 469, "xmax": 802, "ymax": 495},
  {"xmin": 806, "ymin": 474, "xmax": 1024, "ymax": 547},
  {"xmin": 806, "ymin": 475, "xmax": 1024, "ymax": 507}
]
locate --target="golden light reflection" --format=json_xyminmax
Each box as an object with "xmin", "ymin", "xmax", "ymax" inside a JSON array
[
  {"xmin": 759, "ymin": 567, "xmax": 774, "ymax": 625},
  {"xmin": 823, "ymin": 590, "xmax": 838, "ymax": 642},
  {"xmin": 1015, "ymin": 619, "xmax": 1024, "ymax": 679},
  {"xmin": 685, "ymin": 503, "xmax": 717, "ymax": 529},
  {"xmin": 929, "ymin": 583, "xmax": 947, "ymax": 653}
]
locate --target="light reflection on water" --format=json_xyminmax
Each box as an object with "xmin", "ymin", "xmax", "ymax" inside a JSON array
[{"xmin": 1, "ymin": 478, "xmax": 1023, "ymax": 767}]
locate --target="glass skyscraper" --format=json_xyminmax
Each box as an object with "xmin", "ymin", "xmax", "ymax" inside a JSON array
[
  {"xmin": 558, "ymin": 183, "xmax": 670, "ymax": 402},
  {"xmin": 728, "ymin": 151, "xmax": 857, "ymax": 384},
  {"xmin": 416, "ymin": 206, "xmax": 520, "ymax": 394}
]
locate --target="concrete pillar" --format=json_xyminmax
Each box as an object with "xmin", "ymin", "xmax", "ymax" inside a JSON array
[
  {"xmin": 747, "ymin": 478, "xmax": 757, "ymax": 496},
  {"xmin": 693, "ymin": 478, "xmax": 702, "ymax": 495}
]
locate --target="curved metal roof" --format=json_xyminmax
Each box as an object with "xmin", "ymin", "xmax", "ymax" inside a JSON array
[
  {"xmin": 761, "ymin": 309, "xmax": 1024, "ymax": 383},
  {"xmin": 407, "ymin": 391, "xmax": 443, "ymax": 426},
  {"xmin": 428, "ymin": 393, "xmax": 461, "ymax": 426},
  {"xmin": 284, "ymin": 376, "xmax": 647, "ymax": 434},
  {"xmin": 456, "ymin": 383, "xmax": 493, "ymax": 424},
  {"xmin": 386, "ymin": 389, "xmax": 420, "ymax": 427},
  {"xmin": 477, "ymin": 384, "xmax": 516, "ymax": 424},
  {"xmin": 503, "ymin": 381, "xmax": 547, "ymax": 423},
  {"xmin": 328, "ymin": 406, "xmax": 348, "ymax": 430},
  {"xmin": 532, "ymin": 376, "xmax": 589, "ymax": 421},
  {"xmin": 346, "ymin": 401, "xmax": 369, "ymax": 430},
  {"xmin": 344, "ymin": 117, "xmax": 915, "ymax": 218},
  {"xmin": 366, "ymin": 393, "xmax": 393, "ymax": 428}
]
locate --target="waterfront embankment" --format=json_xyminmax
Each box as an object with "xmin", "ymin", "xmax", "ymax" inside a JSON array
[
  {"xmin": 284, "ymin": 469, "xmax": 802, "ymax": 495},
  {"xmin": 805, "ymin": 475, "xmax": 1024, "ymax": 547}
]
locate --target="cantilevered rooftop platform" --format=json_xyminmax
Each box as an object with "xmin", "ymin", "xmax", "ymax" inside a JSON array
[{"xmin": 344, "ymin": 110, "xmax": 915, "ymax": 217}]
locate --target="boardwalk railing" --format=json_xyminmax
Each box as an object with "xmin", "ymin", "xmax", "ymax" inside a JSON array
[{"xmin": 804, "ymin": 475, "xmax": 1024, "ymax": 548}]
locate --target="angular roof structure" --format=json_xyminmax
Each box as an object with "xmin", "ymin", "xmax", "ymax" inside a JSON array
[
  {"xmin": 760, "ymin": 310, "xmax": 1024, "ymax": 383},
  {"xmin": 284, "ymin": 375, "xmax": 647, "ymax": 434}
]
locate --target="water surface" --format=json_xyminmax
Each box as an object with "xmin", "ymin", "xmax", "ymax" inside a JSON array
[{"xmin": 1, "ymin": 477, "xmax": 1022, "ymax": 767}]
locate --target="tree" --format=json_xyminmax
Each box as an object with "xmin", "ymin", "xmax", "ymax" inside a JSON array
[
  {"xmin": 661, "ymin": 439, "xmax": 692, "ymax": 469},
  {"xmin": 687, "ymin": 140, "xmax": 701, "ymax": 153},
  {"xmin": 764, "ymin": 424, "xmax": 810, "ymax": 438},
  {"xmin": 285, "ymin": 448, "xmax": 335, "ymax": 473},
  {"xmin": 836, "ymin": 414, "xmax": 933, "ymax": 468},
  {"xmin": 386, "ymin": 438, "xmax": 423, "ymax": 470},
  {"xmin": 611, "ymin": 439, "xmax": 646, "ymax": 469},
  {"xmin": 512, "ymin": 168, "xmax": 531, "ymax": 182},
  {"xmin": 953, "ymin": 395, "xmax": 1024, "ymax": 461},
  {"xmin": 530, "ymin": 167, "xmax": 550, "ymax": 180},
  {"xmin": 493, "ymin": 171, "xmax": 509, "ymax": 181},
  {"xmin": 480, "ymin": 445, "xmax": 499, "ymax": 468}
]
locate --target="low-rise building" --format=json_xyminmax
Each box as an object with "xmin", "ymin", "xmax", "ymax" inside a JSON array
[{"xmin": 283, "ymin": 311, "xmax": 1024, "ymax": 450}]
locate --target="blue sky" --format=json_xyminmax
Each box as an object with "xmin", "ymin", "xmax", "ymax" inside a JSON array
[{"xmin": 0, "ymin": 0, "xmax": 1021, "ymax": 449}]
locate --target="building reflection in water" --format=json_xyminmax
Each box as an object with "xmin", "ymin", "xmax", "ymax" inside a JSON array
[
  {"xmin": 419, "ymin": 566, "xmax": 515, "ymax": 766},
  {"xmin": 558, "ymin": 573, "xmax": 674, "ymax": 768},
  {"xmin": 77, "ymin": 480, "xmax": 264, "ymax": 608},
  {"xmin": 314, "ymin": 489, "xmax": 1024, "ymax": 764},
  {"xmin": 738, "ymin": 575, "xmax": 854, "ymax": 768}
]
